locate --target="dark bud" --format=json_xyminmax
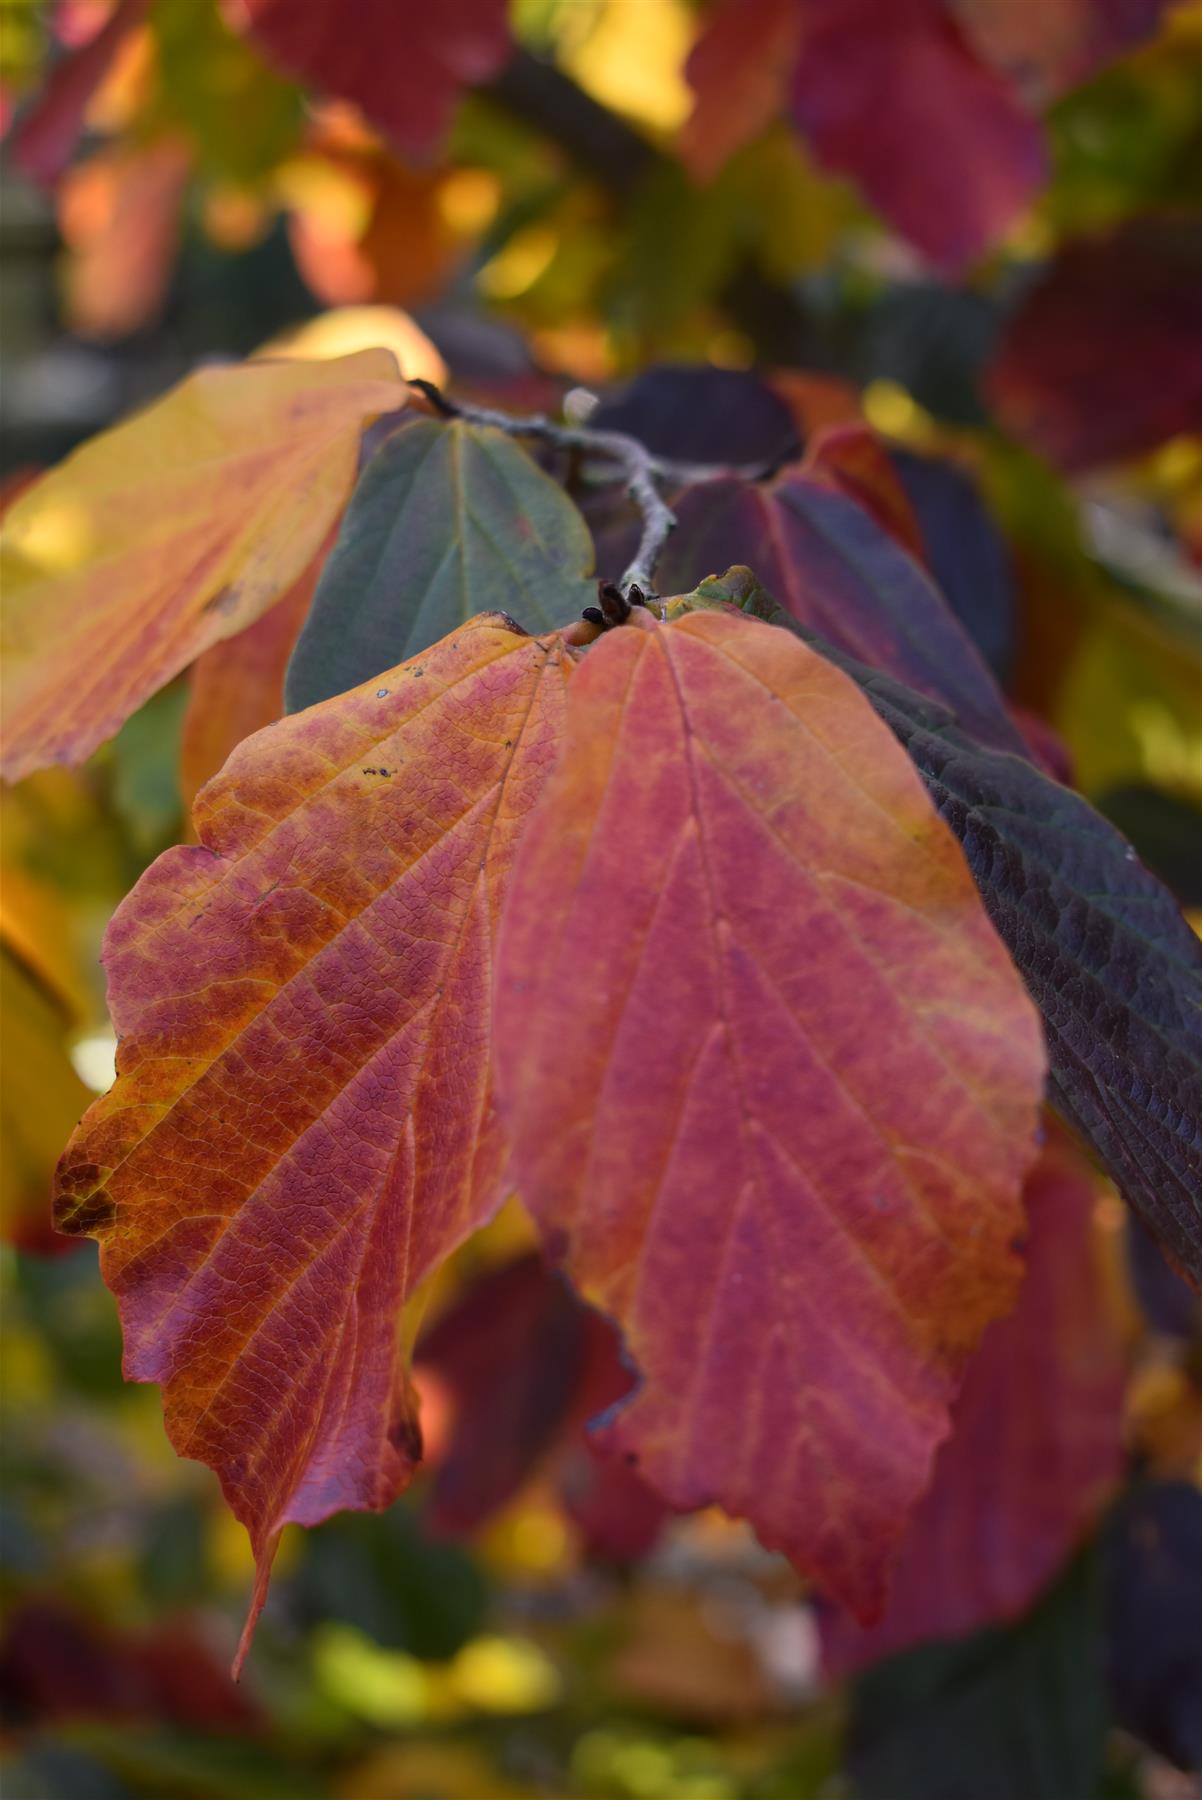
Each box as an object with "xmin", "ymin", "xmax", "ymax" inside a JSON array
[
  {"xmin": 597, "ymin": 580, "xmax": 631, "ymax": 626},
  {"xmin": 627, "ymin": 584, "xmax": 647, "ymax": 607},
  {"xmin": 407, "ymin": 378, "xmax": 458, "ymax": 419},
  {"xmin": 581, "ymin": 606, "xmax": 606, "ymax": 626}
]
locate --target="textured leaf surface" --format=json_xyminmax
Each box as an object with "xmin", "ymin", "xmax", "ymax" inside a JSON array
[
  {"xmin": 494, "ymin": 606, "xmax": 1045, "ymax": 1615},
  {"xmin": 823, "ymin": 1125, "xmax": 1125, "ymax": 1674},
  {"xmin": 652, "ymin": 462, "xmax": 1023, "ymax": 754},
  {"xmin": 286, "ymin": 418, "xmax": 595, "ymax": 713},
  {"xmin": 230, "ymin": 0, "xmax": 511, "ymax": 159},
  {"xmin": 0, "ymin": 352, "xmax": 404, "ymax": 782},
  {"xmin": 724, "ymin": 574, "xmax": 1202, "ymax": 1282},
  {"xmin": 54, "ymin": 615, "xmax": 574, "ymax": 1667}
]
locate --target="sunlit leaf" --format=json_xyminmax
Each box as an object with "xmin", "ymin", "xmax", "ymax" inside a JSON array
[
  {"xmin": 54, "ymin": 615, "xmax": 574, "ymax": 1669},
  {"xmin": 723, "ymin": 570, "xmax": 1202, "ymax": 1282},
  {"xmin": 495, "ymin": 605, "xmax": 1045, "ymax": 1615},
  {"xmin": 0, "ymin": 351, "xmax": 405, "ymax": 782}
]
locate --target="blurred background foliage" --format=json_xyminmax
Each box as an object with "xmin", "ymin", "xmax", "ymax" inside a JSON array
[{"xmin": 1, "ymin": 1, "xmax": 1201, "ymax": 1795}]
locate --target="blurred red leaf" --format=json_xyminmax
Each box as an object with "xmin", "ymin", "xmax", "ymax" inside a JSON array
[
  {"xmin": 821, "ymin": 1124, "xmax": 1127, "ymax": 1675},
  {"xmin": 687, "ymin": 0, "xmax": 1046, "ymax": 268},
  {"xmin": 417, "ymin": 1254, "xmax": 588, "ymax": 1535},
  {"xmin": 229, "ymin": 0, "xmax": 511, "ymax": 159},
  {"xmin": 416, "ymin": 1252, "xmax": 668, "ymax": 1557},
  {"xmin": 7, "ymin": 0, "xmax": 148, "ymax": 185},
  {"xmin": 953, "ymin": 0, "xmax": 1174, "ymax": 101},
  {"xmin": 989, "ymin": 214, "xmax": 1202, "ymax": 470},
  {"xmin": 0, "ymin": 1601, "xmax": 259, "ymax": 1730}
]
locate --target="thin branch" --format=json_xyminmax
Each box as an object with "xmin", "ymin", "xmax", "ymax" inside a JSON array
[{"xmin": 408, "ymin": 380, "xmax": 775, "ymax": 597}]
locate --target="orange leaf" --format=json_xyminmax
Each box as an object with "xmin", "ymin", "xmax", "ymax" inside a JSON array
[
  {"xmin": 54, "ymin": 615, "xmax": 574, "ymax": 1670},
  {"xmin": 494, "ymin": 606, "xmax": 1046, "ymax": 1617},
  {"xmin": 1, "ymin": 350, "xmax": 404, "ymax": 782},
  {"xmin": 178, "ymin": 536, "xmax": 329, "ymax": 813}
]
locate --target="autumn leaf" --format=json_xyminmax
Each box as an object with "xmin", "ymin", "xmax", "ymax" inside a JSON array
[
  {"xmin": 416, "ymin": 1254, "xmax": 588, "ymax": 1536},
  {"xmin": 821, "ymin": 1123, "xmax": 1126, "ymax": 1674},
  {"xmin": 178, "ymin": 539, "xmax": 330, "ymax": 813},
  {"xmin": 494, "ymin": 605, "xmax": 1046, "ymax": 1616},
  {"xmin": 651, "ymin": 455, "xmax": 1024, "ymax": 754},
  {"xmin": 687, "ymin": 0, "xmax": 1046, "ymax": 269},
  {"xmin": 988, "ymin": 213, "xmax": 1202, "ymax": 470},
  {"xmin": 58, "ymin": 136, "xmax": 191, "ymax": 341},
  {"xmin": 727, "ymin": 572, "xmax": 1202, "ymax": 1282},
  {"xmin": 285, "ymin": 418, "xmax": 596, "ymax": 712},
  {"xmin": 6, "ymin": 0, "xmax": 149, "ymax": 186},
  {"xmin": 54, "ymin": 614, "xmax": 574, "ymax": 1670},
  {"xmin": 0, "ymin": 351, "xmax": 405, "ymax": 783},
  {"xmin": 229, "ymin": 0, "xmax": 512, "ymax": 159}
]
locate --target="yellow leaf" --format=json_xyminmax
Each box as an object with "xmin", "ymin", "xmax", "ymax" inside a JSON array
[{"xmin": 1, "ymin": 350, "xmax": 405, "ymax": 781}]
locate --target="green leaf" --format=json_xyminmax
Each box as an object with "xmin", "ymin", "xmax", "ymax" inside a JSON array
[
  {"xmin": 847, "ymin": 1553, "xmax": 1106, "ymax": 1800},
  {"xmin": 695, "ymin": 568, "xmax": 1202, "ymax": 1284},
  {"xmin": 285, "ymin": 417, "xmax": 595, "ymax": 712}
]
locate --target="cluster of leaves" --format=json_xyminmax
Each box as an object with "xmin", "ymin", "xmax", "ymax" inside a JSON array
[{"xmin": 2, "ymin": 4, "xmax": 1202, "ymax": 1798}]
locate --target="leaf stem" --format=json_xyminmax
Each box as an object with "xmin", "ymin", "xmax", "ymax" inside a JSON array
[{"xmin": 407, "ymin": 380, "xmax": 775, "ymax": 596}]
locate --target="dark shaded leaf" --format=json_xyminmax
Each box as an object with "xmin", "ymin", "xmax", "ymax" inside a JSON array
[
  {"xmin": 653, "ymin": 468, "xmax": 1025, "ymax": 754},
  {"xmin": 285, "ymin": 418, "xmax": 594, "ymax": 710},
  {"xmin": 1105, "ymin": 1483, "xmax": 1202, "ymax": 1771},
  {"xmin": 703, "ymin": 568, "xmax": 1202, "ymax": 1283},
  {"xmin": 989, "ymin": 214, "xmax": 1202, "ymax": 470},
  {"xmin": 1094, "ymin": 785, "xmax": 1202, "ymax": 910},
  {"xmin": 288, "ymin": 1503, "xmax": 487, "ymax": 1661},
  {"xmin": 416, "ymin": 1253, "xmax": 587, "ymax": 1535},
  {"xmin": 591, "ymin": 365, "xmax": 800, "ymax": 466},
  {"xmin": 847, "ymin": 1552, "xmax": 1106, "ymax": 1800},
  {"xmin": 891, "ymin": 448, "xmax": 1017, "ymax": 680},
  {"xmin": 1125, "ymin": 1214, "xmax": 1201, "ymax": 1341}
]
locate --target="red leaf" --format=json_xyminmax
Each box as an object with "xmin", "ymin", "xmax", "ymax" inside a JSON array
[
  {"xmin": 821, "ymin": 1124, "xmax": 1126, "ymax": 1674},
  {"xmin": 687, "ymin": 0, "xmax": 1046, "ymax": 268},
  {"xmin": 228, "ymin": 0, "xmax": 512, "ymax": 159},
  {"xmin": 54, "ymin": 616, "xmax": 574, "ymax": 1671},
  {"xmin": 652, "ymin": 460, "xmax": 1023, "ymax": 754},
  {"xmin": 989, "ymin": 214, "xmax": 1202, "ymax": 470},
  {"xmin": 804, "ymin": 425, "xmax": 927, "ymax": 564},
  {"xmin": 416, "ymin": 1253, "xmax": 668, "ymax": 1558},
  {"xmin": 789, "ymin": 0, "xmax": 1046, "ymax": 269},
  {"xmin": 0, "ymin": 1601, "xmax": 259, "ymax": 1730},
  {"xmin": 495, "ymin": 606, "xmax": 1046, "ymax": 1617},
  {"xmin": 7, "ymin": 0, "xmax": 149, "ymax": 186},
  {"xmin": 954, "ymin": 0, "xmax": 1174, "ymax": 101},
  {"xmin": 416, "ymin": 1253, "xmax": 588, "ymax": 1535}
]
